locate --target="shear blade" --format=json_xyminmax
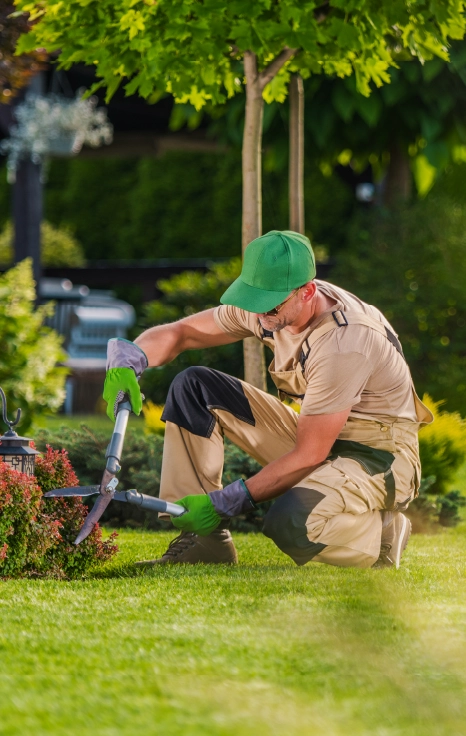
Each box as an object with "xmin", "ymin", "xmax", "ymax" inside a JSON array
[
  {"xmin": 43, "ymin": 486, "xmax": 100, "ymax": 498},
  {"xmin": 74, "ymin": 493, "xmax": 114, "ymax": 545}
]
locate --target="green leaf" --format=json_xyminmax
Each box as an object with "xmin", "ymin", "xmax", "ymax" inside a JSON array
[{"xmin": 412, "ymin": 154, "xmax": 437, "ymax": 196}]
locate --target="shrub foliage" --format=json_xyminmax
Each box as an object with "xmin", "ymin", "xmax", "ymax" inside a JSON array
[
  {"xmin": 418, "ymin": 394, "xmax": 466, "ymax": 495},
  {"xmin": 0, "ymin": 447, "xmax": 118, "ymax": 578},
  {"xmin": 0, "ymin": 260, "xmax": 67, "ymax": 431},
  {"xmin": 0, "ymin": 220, "xmax": 86, "ymax": 266}
]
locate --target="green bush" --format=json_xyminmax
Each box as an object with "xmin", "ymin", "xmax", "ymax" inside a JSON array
[
  {"xmin": 0, "ymin": 260, "xmax": 68, "ymax": 431},
  {"xmin": 0, "ymin": 220, "xmax": 85, "ymax": 266},
  {"xmin": 418, "ymin": 395, "xmax": 466, "ymax": 495},
  {"xmin": 34, "ymin": 425, "xmax": 165, "ymax": 530},
  {"xmin": 406, "ymin": 477, "xmax": 466, "ymax": 532},
  {"xmin": 0, "ymin": 461, "xmax": 49, "ymax": 577},
  {"xmin": 332, "ymin": 195, "xmax": 466, "ymax": 415},
  {"xmin": 0, "ymin": 447, "xmax": 118, "ymax": 579}
]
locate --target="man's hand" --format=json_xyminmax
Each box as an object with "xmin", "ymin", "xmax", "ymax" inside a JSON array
[
  {"xmin": 103, "ymin": 367, "xmax": 143, "ymax": 420},
  {"xmin": 172, "ymin": 479, "xmax": 257, "ymax": 536},
  {"xmin": 172, "ymin": 495, "xmax": 222, "ymax": 536},
  {"xmin": 103, "ymin": 338, "xmax": 148, "ymax": 420}
]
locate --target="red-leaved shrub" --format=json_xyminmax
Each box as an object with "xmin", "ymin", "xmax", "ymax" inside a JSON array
[{"xmin": 0, "ymin": 446, "xmax": 118, "ymax": 579}]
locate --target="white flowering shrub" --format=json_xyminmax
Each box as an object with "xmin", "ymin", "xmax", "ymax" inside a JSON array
[{"xmin": 0, "ymin": 92, "xmax": 113, "ymax": 180}]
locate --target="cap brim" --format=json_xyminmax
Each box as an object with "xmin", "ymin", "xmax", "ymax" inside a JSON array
[{"xmin": 220, "ymin": 277, "xmax": 292, "ymax": 313}]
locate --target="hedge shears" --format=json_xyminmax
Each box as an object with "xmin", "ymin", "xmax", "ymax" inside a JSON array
[{"xmin": 44, "ymin": 400, "xmax": 185, "ymax": 544}]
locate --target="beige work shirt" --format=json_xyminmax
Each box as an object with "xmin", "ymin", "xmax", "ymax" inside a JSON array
[{"xmin": 213, "ymin": 280, "xmax": 418, "ymax": 423}]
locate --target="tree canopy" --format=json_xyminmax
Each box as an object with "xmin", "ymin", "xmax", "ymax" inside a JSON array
[{"xmin": 18, "ymin": 0, "xmax": 466, "ymax": 107}]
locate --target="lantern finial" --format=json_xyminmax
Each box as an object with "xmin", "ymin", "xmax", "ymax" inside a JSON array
[{"xmin": 0, "ymin": 387, "xmax": 21, "ymax": 435}]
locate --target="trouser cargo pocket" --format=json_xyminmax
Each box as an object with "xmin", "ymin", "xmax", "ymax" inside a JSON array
[{"xmin": 329, "ymin": 440, "xmax": 397, "ymax": 510}]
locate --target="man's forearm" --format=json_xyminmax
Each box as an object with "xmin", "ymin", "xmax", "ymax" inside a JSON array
[
  {"xmin": 134, "ymin": 309, "xmax": 239, "ymax": 367},
  {"xmin": 245, "ymin": 450, "xmax": 324, "ymax": 503},
  {"xmin": 134, "ymin": 323, "xmax": 183, "ymax": 367}
]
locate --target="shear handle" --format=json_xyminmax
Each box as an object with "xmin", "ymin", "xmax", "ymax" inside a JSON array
[{"xmin": 106, "ymin": 400, "xmax": 131, "ymax": 474}]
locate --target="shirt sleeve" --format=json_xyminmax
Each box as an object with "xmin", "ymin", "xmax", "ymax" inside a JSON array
[
  {"xmin": 301, "ymin": 351, "xmax": 372, "ymax": 416},
  {"xmin": 213, "ymin": 305, "xmax": 258, "ymax": 339}
]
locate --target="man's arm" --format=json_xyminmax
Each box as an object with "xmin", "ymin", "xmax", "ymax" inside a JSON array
[
  {"xmin": 134, "ymin": 308, "xmax": 241, "ymax": 367},
  {"xmin": 245, "ymin": 408, "xmax": 352, "ymax": 502}
]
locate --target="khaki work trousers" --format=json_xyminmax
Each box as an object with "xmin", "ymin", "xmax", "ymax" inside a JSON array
[{"xmin": 160, "ymin": 373, "xmax": 419, "ymax": 569}]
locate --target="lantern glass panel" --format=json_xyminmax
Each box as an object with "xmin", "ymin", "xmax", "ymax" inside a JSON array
[
  {"xmin": 22, "ymin": 456, "xmax": 36, "ymax": 476},
  {"xmin": 4, "ymin": 455, "xmax": 23, "ymax": 473},
  {"xmin": 1, "ymin": 453, "xmax": 36, "ymax": 476}
]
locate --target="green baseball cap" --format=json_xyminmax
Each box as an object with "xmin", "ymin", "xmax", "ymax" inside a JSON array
[{"xmin": 220, "ymin": 230, "xmax": 316, "ymax": 313}]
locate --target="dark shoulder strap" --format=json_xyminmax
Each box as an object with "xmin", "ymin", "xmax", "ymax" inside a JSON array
[{"xmin": 385, "ymin": 327, "xmax": 405, "ymax": 359}]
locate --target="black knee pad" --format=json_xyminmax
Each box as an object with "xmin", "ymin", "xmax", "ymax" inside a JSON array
[
  {"xmin": 263, "ymin": 487, "xmax": 327, "ymax": 566},
  {"xmin": 162, "ymin": 366, "xmax": 255, "ymax": 438}
]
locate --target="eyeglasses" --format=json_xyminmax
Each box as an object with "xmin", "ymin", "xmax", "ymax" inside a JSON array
[{"xmin": 264, "ymin": 287, "xmax": 302, "ymax": 316}]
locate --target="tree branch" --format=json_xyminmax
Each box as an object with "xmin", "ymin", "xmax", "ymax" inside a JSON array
[{"xmin": 258, "ymin": 46, "xmax": 298, "ymax": 90}]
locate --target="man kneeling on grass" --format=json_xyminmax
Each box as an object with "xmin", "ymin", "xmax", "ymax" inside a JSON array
[{"xmin": 103, "ymin": 231, "xmax": 433, "ymax": 569}]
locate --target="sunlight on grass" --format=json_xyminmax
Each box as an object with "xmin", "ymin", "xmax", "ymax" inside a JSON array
[{"xmin": 1, "ymin": 527, "xmax": 465, "ymax": 735}]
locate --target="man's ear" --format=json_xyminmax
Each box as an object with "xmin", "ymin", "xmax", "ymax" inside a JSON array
[{"xmin": 301, "ymin": 281, "xmax": 317, "ymax": 303}]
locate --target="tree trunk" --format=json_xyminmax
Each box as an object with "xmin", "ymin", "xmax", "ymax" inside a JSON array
[
  {"xmin": 289, "ymin": 74, "xmax": 304, "ymax": 234},
  {"xmin": 242, "ymin": 51, "xmax": 267, "ymax": 391},
  {"xmin": 13, "ymin": 158, "xmax": 42, "ymax": 286},
  {"xmin": 12, "ymin": 72, "xmax": 45, "ymax": 288},
  {"xmin": 384, "ymin": 142, "xmax": 412, "ymax": 207}
]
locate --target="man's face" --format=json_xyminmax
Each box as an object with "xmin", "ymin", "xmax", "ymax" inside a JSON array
[{"xmin": 256, "ymin": 287, "xmax": 305, "ymax": 332}]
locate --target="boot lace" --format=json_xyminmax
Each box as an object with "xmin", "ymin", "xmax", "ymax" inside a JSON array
[{"xmin": 163, "ymin": 531, "xmax": 196, "ymax": 558}]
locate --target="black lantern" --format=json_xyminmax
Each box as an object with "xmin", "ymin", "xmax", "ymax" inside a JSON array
[{"xmin": 0, "ymin": 388, "xmax": 39, "ymax": 476}]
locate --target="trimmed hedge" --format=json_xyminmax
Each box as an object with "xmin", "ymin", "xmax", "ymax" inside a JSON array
[{"xmin": 0, "ymin": 447, "xmax": 118, "ymax": 579}]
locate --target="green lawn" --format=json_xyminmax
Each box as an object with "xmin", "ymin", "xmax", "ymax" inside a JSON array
[{"xmin": 1, "ymin": 525, "xmax": 466, "ymax": 736}]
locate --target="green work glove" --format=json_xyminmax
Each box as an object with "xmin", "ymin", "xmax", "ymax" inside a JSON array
[
  {"xmin": 172, "ymin": 480, "xmax": 257, "ymax": 536},
  {"xmin": 104, "ymin": 338, "xmax": 148, "ymax": 420},
  {"xmin": 103, "ymin": 367, "xmax": 144, "ymax": 421},
  {"xmin": 172, "ymin": 495, "xmax": 222, "ymax": 536}
]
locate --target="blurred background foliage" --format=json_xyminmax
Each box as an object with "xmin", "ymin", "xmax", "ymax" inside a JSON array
[
  {"xmin": 418, "ymin": 396, "xmax": 466, "ymax": 496},
  {"xmin": 0, "ymin": 220, "xmax": 85, "ymax": 266},
  {"xmin": 332, "ymin": 192, "xmax": 466, "ymax": 415},
  {"xmin": 0, "ymin": 260, "xmax": 67, "ymax": 431},
  {"xmin": 0, "ymin": 150, "xmax": 352, "ymax": 262},
  {"xmin": 139, "ymin": 258, "xmax": 246, "ymax": 402}
]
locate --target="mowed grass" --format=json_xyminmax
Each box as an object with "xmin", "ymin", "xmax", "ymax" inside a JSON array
[{"xmin": 1, "ymin": 525, "xmax": 466, "ymax": 736}]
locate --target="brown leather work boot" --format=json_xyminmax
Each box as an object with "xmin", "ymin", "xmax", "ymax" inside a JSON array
[{"xmin": 135, "ymin": 528, "xmax": 238, "ymax": 566}]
